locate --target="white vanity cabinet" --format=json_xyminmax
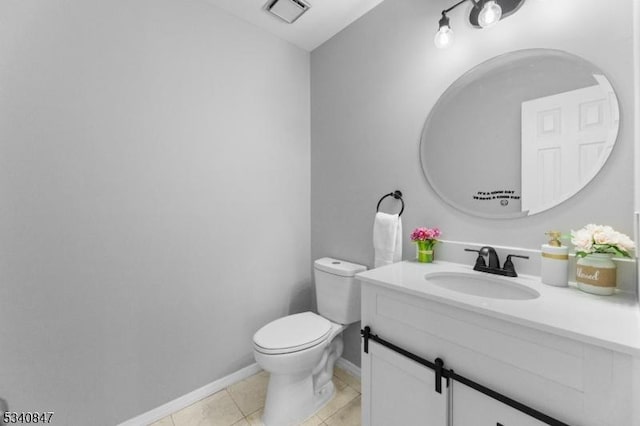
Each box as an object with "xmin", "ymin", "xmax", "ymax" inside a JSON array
[
  {"xmin": 362, "ymin": 341, "xmax": 447, "ymax": 426},
  {"xmin": 360, "ymin": 280, "xmax": 635, "ymax": 426}
]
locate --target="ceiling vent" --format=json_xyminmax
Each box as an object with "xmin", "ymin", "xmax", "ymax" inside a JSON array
[{"xmin": 265, "ymin": 0, "xmax": 311, "ymax": 24}]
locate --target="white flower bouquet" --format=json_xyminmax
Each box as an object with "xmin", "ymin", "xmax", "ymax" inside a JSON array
[{"xmin": 571, "ymin": 224, "xmax": 635, "ymax": 258}]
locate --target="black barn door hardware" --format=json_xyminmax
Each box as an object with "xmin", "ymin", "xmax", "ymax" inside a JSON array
[
  {"xmin": 361, "ymin": 326, "xmax": 447, "ymax": 393},
  {"xmin": 361, "ymin": 326, "xmax": 571, "ymax": 426}
]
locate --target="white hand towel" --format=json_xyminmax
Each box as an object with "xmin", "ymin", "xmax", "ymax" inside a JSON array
[{"xmin": 373, "ymin": 212, "xmax": 402, "ymax": 268}]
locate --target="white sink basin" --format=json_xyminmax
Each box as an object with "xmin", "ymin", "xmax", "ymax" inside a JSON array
[{"xmin": 425, "ymin": 271, "xmax": 540, "ymax": 300}]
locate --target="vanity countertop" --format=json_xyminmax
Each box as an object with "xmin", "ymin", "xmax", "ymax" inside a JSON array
[{"xmin": 356, "ymin": 260, "xmax": 640, "ymax": 356}]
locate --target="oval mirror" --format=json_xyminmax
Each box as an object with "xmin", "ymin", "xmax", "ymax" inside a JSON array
[{"xmin": 420, "ymin": 49, "xmax": 619, "ymax": 218}]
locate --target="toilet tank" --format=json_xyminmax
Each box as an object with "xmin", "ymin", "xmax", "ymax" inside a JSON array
[{"xmin": 314, "ymin": 257, "xmax": 367, "ymax": 325}]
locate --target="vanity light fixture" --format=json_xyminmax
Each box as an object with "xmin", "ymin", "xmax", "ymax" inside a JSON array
[{"xmin": 434, "ymin": 0, "xmax": 524, "ymax": 48}]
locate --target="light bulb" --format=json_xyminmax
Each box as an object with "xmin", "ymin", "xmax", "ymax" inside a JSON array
[
  {"xmin": 434, "ymin": 26, "xmax": 454, "ymax": 49},
  {"xmin": 478, "ymin": 0, "xmax": 502, "ymax": 28},
  {"xmin": 434, "ymin": 13, "xmax": 453, "ymax": 49}
]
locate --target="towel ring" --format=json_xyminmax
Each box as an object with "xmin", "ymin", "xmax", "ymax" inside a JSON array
[{"xmin": 376, "ymin": 190, "xmax": 404, "ymax": 216}]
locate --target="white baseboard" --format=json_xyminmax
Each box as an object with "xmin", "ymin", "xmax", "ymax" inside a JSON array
[
  {"xmin": 119, "ymin": 357, "xmax": 359, "ymax": 426},
  {"xmin": 336, "ymin": 357, "xmax": 361, "ymax": 378},
  {"xmin": 118, "ymin": 363, "xmax": 262, "ymax": 426}
]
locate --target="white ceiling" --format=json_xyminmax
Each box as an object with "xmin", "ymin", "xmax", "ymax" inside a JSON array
[{"xmin": 204, "ymin": 0, "xmax": 386, "ymax": 51}]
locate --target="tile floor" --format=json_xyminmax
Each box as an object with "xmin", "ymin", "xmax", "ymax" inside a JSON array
[{"xmin": 150, "ymin": 367, "xmax": 361, "ymax": 426}]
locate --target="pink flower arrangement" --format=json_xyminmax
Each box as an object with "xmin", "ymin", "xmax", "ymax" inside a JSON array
[
  {"xmin": 410, "ymin": 227, "xmax": 441, "ymax": 242},
  {"xmin": 411, "ymin": 227, "xmax": 441, "ymax": 263}
]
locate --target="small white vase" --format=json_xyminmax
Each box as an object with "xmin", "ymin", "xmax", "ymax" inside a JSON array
[{"xmin": 576, "ymin": 253, "xmax": 616, "ymax": 296}]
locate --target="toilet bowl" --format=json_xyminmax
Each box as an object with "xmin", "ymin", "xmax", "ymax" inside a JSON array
[{"xmin": 253, "ymin": 258, "xmax": 366, "ymax": 426}]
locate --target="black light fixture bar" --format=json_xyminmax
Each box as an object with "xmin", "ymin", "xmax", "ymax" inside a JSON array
[
  {"xmin": 439, "ymin": 0, "xmax": 526, "ymax": 27},
  {"xmin": 442, "ymin": 0, "xmax": 472, "ymax": 15},
  {"xmin": 434, "ymin": 0, "xmax": 480, "ymax": 49},
  {"xmin": 434, "ymin": 0, "xmax": 514, "ymax": 47}
]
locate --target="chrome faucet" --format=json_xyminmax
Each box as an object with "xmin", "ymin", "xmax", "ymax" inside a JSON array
[{"xmin": 465, "ymin": 246, "xmax": 529, "ymax": 277}]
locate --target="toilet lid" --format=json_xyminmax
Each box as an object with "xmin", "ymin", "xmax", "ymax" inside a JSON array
[{"xmin": 253, "ymin": 312, "xmax": 332, "ymax": 354}]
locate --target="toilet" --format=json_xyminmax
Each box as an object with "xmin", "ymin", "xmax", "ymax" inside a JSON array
[{"xmin": 253, "ymin": 257, "xmax": 366, "ymax": 426}]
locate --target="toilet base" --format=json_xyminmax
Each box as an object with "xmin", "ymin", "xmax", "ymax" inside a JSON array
[
  {"xmin": 255, "ymin": 321, "xmax": 346, "ymax": 426},
  {"xmin": 262, "ymin": 372, "xmax": 335, "ymax": 426}
]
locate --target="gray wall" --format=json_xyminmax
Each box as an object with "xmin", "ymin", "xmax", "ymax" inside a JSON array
[
  {"xmin": 0, "ymin": 1, "xmax": 310, "ymax": 425},
  {"xmin": 311, "ymin": 0, "xmax": 636, "ymax": 366}
]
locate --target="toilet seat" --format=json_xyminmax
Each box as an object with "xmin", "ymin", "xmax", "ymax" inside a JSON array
[{"xmin": 253, "ymin": 312, "xmax": 331, "ymax": 355}]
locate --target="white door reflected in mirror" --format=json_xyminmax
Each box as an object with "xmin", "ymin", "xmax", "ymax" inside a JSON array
[{"xmin": 521, "ymin": 75, "xmax": 619, "ymax": 215}]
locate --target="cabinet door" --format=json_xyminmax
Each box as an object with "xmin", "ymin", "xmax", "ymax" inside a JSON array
[
  {"xmin": 362, "ymin": 341, "xmax": 447, "ymax": 426},
  {"xmin": 452, "ymin": 382, "xmax": 547, "ymax": 426}
]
